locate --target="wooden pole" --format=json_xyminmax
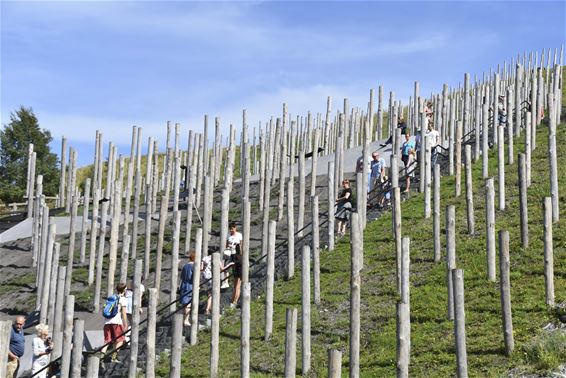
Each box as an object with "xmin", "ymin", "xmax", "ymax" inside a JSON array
[
  {"xmin": 497, "ymin": 125, "xmax": 505, "ymax": 210},
  {"xmin": 543, "ymin": 197, "xmax": 555, "ymax": 306},
  {"xmin": 240, "ymin": 282, "xmax": 251, "ymax": 378},
  {"xmin": 498, "ymin": 230, "xmax": 514, "ymax": 356},
  {"xmin": 128, "ymin": 259, "xmax": 143, "ymax": 377},
  {"xmin": 170, "ymin": 313, "xmax": 183, "ymax": 378},
  {"xmin": 287, "ymin": 179, "xmax": 295, "ymax": 279},
  {"xmin": 396, "ymin": 301, "xmax": 410, "ymax": 378},
  {"xmin": 40, "ymin": 222, "xmax": 56, "ymax": 324},
  {"xmin": 79, "ymin": 178, "xmax": 91, "ymax": 264},
  {"xmin": 154, "ymin": 198, "xmax": 168, "ymax": 294},
  {"xmin": 70, "ymin": 319, "xmax": 84, "ymax": 378},
  {"xmin": 350, "ymin": 212, "xmax": 361, "ymax": 378},
  {"xmin": 52, "ymin": 266, "xmax": 66, "ymax": 359},
  {"xmin": 86, "ymin": 355, "xmax": 100, "ymax": 377},
  {"xmin": 393, "ymin": 187, "xmax": 402, "ymax": 292},
  {"xmin": 433, "ymin": 164, "xmax": 441, "ymax": 262},
  {"xmin": 298, "ymin": 145, "xmax": 305, "ymax": 237},
  {"xmin": 400, "ymin": 237, "xmax": 410, "ymax": 305},
  {"xmin": 547, "ymin": 93, "xmax": 559, "ymax": 222},
  {"xmin": 482, "ymin": 103, "xmax": 489, "ymax": 179},
  {"xmin": 452, "ymin": 269, "xmax": 468, "ymax": 378},
  {"xmin": 130, "ymin": 168, "xmax": 142, "ymax": 259},
  {"xmin": 59, "ymin": 138, "xmax": 67, "ymax": 208},
  {"xmin": 88, "ymin": 188, "xmax": 100, "ymax": 285},
  {"xmin": 0, "ymin": 321, "xmax": 11, "ymax": 378},
  {"xmin": 284, "ymin": 308, "xmax": 298, "ymax": 378},
  {"xmin": 242, "ymin": 200, "xmax": 250, "ymax": 284},
  {"xmin": 93, "ymin": 200, "xmax": 109, "ymax": 312},
  {"xmin": 189, "ymin": 228, "xmax": 203, "ymax": 345},
  {"xmin": 525, "ymin": 113, "xmax": 532, "ymax": 187},
  {"xmin": 328, "ymin": 349, "xmax": 342, "ymax": 378},
  {"xmin": 301, "ymin": 245, "xmax": 311, "ymax": 375},
  {"xmin": 145, "ymin": 288, "xmax": 158, "ymax": 378},
  {"xmin": 446, "ymin": 205, "xmax": 456, "ymax": 320},
  {"xmin": 312, "ymin": 196, "xmax": 321, "ymax": 305},
  {"xmin": 60, "ymin": 294, "xmax": 75, "ymax": 378},
  {"xmin": 464, "ymin": 145, "xmax": 475, "ymax": 235},
  {"xmin": 170, "ymin": 210, "xmax": 181, "ymax": 312},
  {"xmin": 65, "ymin": 193, "xmax": 78, "ymax": 298},
  {"xmin": 47, "ymin": 242, "xmax": 60, "ymax": 329},
  {"xmin": 507, "ymin": 88, "xmax": 514, "ymax": 165},
  {"xmin": 424, "ymin": 135, "xmax": 431, "ymax": 218},
  {"xmin": 261, "ymin": 165, "xmax": 272, "ymax": 256},
  {"xmin": 107, "ymin": 185, "xmax": 122, "ymax": 297},
  {"xmin": 265, "ymin": 220, "xmax": 276, "ymax": 341},
  {"xmin": 455, "ymin": 121, "xmax": 463, "ymax": 197},
  {"xmin": 119, "ymin": 234, "xmax": 131, "ymax": 284},
  {"xmin": 485, "ymin": 177, "xmax": 496, "ymax": 281},
  {"xmin": 518, "ymin": 154, "xmax": 529, "ymax": 248},
  {"xmin": 328, "ymin": 161, "xmax": 335, "ymax": 251},
  {"xmin": 210, "ymin": 252, "xmax": 221, "ymax": 378}
]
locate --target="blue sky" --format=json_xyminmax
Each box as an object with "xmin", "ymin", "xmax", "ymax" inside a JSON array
[{"xmin": 1, "ymin": 1, "xmax": 565, "ymax": 166}]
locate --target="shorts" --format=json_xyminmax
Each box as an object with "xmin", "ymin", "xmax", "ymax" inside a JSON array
[
  {"xmin": 335, "ymin": 202, "xmax": 352, "ymax": 221},
  {"xmin": 402, "ymin": 155, "xmax": 415, "ymax": 178},
  {"xmin": 104, "ymin": 323, "xmax": 126, "ymax": 344}
]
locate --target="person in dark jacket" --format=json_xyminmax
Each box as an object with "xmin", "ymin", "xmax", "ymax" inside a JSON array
[{"xmin": 380, "ymin": 117, "xmax": 408, "ymax": 147}]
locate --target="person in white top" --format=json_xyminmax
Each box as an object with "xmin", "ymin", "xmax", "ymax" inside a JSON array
[
  {"xmin": 32, "ymin": 324, "xmax": 53, "ymax": 378},
  {"xmin": 101, "ymin": 283, "xmax": 128, "ymax": 362},
  {"xmin": 426, "ymin": 123, "xmax": 440, "ymax": 167},
  {"xmin": 224, "ymin": 223, "xmax": 244, "ymax": 308}
]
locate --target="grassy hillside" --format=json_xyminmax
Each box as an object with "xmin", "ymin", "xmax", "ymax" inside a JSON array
[{"xmin": 155, "ymin": 122, "xmax": 566, "ymax": 377}]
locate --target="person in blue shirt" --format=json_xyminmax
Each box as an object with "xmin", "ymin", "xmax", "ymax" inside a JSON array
[
  {"xmin": 179, "ymin": 251, "xmax": 196, "ymax": 326},
  {"xmin": 401, "ymin": 133, "xmax": 416, "ymax": 193},
  {"xmin": 7, "ymin": 316, "xmax": 26, "ymax": 378},
  {"xmin": 369, "ymin": 151, "xmax": 386, "ymax": 193}
]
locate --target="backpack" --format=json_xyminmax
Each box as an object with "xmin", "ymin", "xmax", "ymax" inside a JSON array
[{"xmin": 103, "ymin": 294, "xmax": 120, "ymax": 319}]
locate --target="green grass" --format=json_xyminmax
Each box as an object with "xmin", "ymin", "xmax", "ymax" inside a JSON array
[{"xmin": 158, "ymin": 121, "xmax": 566, "ymax": 377}]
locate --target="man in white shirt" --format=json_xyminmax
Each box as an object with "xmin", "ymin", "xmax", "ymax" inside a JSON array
[
  {"xmin": 426, "ymin": 124, "xmax": 440, "ymax": 167},
  {"xmin": 223, "ymin": 223, "xmax": 244, "ymax": 307}
]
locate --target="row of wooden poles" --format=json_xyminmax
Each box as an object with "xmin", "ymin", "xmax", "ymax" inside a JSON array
[{"xmin": 0, "ymin": 46, "xmax": 562, "ymax": 377}]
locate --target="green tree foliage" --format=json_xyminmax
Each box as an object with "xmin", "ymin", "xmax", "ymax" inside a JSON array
[{"xmin": 0, "ymin": 106, "xmax": 59, "ymax": 204}]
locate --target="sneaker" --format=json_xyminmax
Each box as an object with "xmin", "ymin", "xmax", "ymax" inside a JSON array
[
  {"xmin": 221, "ymin": 281, "xmax": 230, "ymax": 289},
  {"xmin": 229, "ymin": 302, "xmax": 237, "ymax": 309}
]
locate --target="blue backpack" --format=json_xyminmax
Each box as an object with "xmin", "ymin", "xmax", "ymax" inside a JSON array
[{"xmin": 103, "ymin": 295, "xmax": 120, "ymax": 319}]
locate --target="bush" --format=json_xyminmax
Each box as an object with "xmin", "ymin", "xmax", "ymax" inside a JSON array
[{"xmin": 524, "ymin": 329, "xmax": 566, "ymax": 373}]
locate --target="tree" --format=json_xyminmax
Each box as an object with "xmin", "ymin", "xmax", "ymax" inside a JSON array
[{"xmin": 0, "ymin": 106, "xmax": 59, "ymax": 204}]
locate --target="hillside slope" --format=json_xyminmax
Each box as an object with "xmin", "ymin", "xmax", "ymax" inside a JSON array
[{"xmin": 156, "ymin": 122, "xmax": 566, "ymax": 377}]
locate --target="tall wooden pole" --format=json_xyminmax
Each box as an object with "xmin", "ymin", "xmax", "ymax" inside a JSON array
[
  {"xmin": 312, "ymin": 196, "xmax": 321, "ymax": 305},
  {"xmin": 265, "ymin": 220, "xmax": 276, "ymax": 341},
  {"xmin": 446, "ymin": 205, "xmax": 456, "ymax": 320},
  {"xmin": 543, "ymin": 197, "xmax": 555, "ymax": 306},
  {"xmin": 79, "ymin": 178, "xmax": 91, "ymax": 264},
  {"xmin": 210, "ymin": 252, "xmax": 221, "ymax": 378},
  {"xmin": 486, "ymin": 177, "xmax": 496, "ymax": 281},
  {"xmin": 301, "ymin": 245, "xmax": 311, "ymax": 376},
  {"xmin": 284, "ymin": 308, "xmax": 298, "ymax": 378},
  {"xmin": 190, "ymin": 228, "xmax": 203, "ymax": 345},
  {"xmin": 464, "ymin": 145, "xmax": 475, "ymax": 235},
  {"xmin": 145, "ymin": 288, "xmax": 158, "ymax": 378},
  {"xmin": 498, "ymin": 231, "xmax": 514, "ymax": 356},
  {"xmin": 452, "ymin": 269, "xmax": 468, "ymax": 378},
  {"xmin": 350, "ymin": 212, "xmax": 361, "ymax": 378},
  {"xmin": 433, "ymin": 164, "xmax": 441, "ymax": 262},
  {"xmin": 70, "ymin": 319, "xmax": 84, "ymax": 378}
]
